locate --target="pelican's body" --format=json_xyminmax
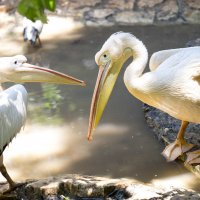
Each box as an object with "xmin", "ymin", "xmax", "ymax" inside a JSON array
[
  {"xmin": 0, "ymin": 55, "xmax": 85, "ymax": 192},
  {"xmin": 0, "ymin": 85, "xmax": 27, "ymax": 155},
  {"xmin": 23, "ymin": 18, "xmax": 43, "ymax": 46},
  {"xmin": 88, "ymin": 32, "xmax": 200, "ymax": 165},
  {"xmin": 126, "ymin": 47, "xmax": 200, "ymax": 123}
]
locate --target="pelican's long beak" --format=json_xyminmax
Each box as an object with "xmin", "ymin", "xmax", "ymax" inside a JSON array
[
  {"xmin": 87, "ymin": 59, "xmax": 124, "ymax": 141},
  {"xmin": 10, "ymin": 63, "xmax": 85, "ymax": 86}
]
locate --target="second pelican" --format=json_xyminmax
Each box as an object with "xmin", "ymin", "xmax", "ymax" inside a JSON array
[{"xmin": 87, "ymin": 32, "xmax": 200, "ymax": 165}]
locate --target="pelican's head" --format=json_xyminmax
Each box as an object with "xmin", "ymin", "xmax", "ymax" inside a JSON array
[
  {"xmin": 0, "ymin": 55, "xmax": 85, "ymax": 86},
  {"xmin": 87, "ymin": 32, "xmax": 133, "ymax": 141}
]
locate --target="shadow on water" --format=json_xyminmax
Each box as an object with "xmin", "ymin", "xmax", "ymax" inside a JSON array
[{"xmin": 2, "ymin": 24, "xmax": 200, "ymax": 191}]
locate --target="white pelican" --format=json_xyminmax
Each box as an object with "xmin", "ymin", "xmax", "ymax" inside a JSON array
[
  {"xmin": 23, "ymin": 18, "xmax": 43, "ymax": 46},
  {"xmin": 0, "ymin": 55, "xmax": 85, "ymax": 192},
  {"xmin": 87, "ymin": 32, "xmax": 200, "ymax": 165}
]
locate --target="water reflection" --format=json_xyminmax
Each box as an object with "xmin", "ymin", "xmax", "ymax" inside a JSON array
[
  {"xmin": 0, "ymin": 17, "xmax": 200, "ymax": 191},
  {"xmin": 29, "ymin": 84, "xmax": 64, "ymax": 124}
]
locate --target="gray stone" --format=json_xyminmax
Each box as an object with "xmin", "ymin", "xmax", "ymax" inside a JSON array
[
  {"xmin": 183, "ymin": 9, "xmax": 200, "ymax": 24},
  {"xmin": 156, "ymin": 0, "xmax": 178, "ymax": 21},
  {"xmin": 104, "ymin": 0, "xmax": 135, "ymax": 10},
  {"xmin": 186, "ymin": 0, "xmax": 200, "ymax": 9},
  {"xmin": 65, "ymin": 0, "xmax": 101, "ymax": 10},
  {"xmin": 87, "ymin": 9, "xmax": 114, "ymax": 19},
  {"xmin": 115, "ymin": 11, "xmax": 155, "ymax": 25},
  {"xmin": 138, "ymin": 0, "xmax": 163, "ymax": 9}
]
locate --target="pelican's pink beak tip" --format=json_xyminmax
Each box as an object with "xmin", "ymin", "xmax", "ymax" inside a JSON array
[{"xmin": 82, "ymin": 81, "xmax": 86, "ymax": 86}]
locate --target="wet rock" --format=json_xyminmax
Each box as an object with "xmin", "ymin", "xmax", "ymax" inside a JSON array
[{"xmin": 1, "ymin": 174, "xmax": 199, "ymax": 200}]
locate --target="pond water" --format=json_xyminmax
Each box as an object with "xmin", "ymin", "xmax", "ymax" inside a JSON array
[{"xmin": 1, "ymin": 21, "xmax": 200, "ymax": 191}]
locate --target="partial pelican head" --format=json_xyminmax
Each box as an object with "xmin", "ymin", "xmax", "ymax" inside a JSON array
[{"xmin": 0, "ymin": 55, "xmax": 85, "ymax": 86}]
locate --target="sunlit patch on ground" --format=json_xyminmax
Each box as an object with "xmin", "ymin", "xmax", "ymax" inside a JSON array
[
  {"xmin": 1, "ymin": 123, "xmax": 89, "ymax": 180},
  {"xmin": 0, "ymin": 122, "xmax": 130, "ymax": 181},
  {"xmin": 41, "ymin": 16, "xmax": 83, "ymax": 40},
  {"xmin": 151, "ymin": 173, "xmax": 199, "ymax": 191}
]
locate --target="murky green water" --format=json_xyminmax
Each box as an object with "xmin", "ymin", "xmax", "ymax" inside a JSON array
[{"xmin": 2, "ymin": 24, "xmax": 200, "ymax": 191}]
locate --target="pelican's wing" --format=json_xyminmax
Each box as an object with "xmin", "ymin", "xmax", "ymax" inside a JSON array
[
  {"xmin": 0, "ymin": 84, "xmax": 28, "ymax": 154},
  {"xmin": 149, "ymin": 48, "xmax": 185, "ymax": 71},
  {"xmin": 154, "ymin": 47, "xmax": 200, "ymax": 101}
]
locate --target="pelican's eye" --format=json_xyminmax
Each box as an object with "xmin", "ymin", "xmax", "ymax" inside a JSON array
[
  {"xmin": 12, "ymin": 59, "xmax": 25, "ymax": 67},
  {"xmin": 99, "ymin": 52, "xmax": 111, "ymax": 65}
]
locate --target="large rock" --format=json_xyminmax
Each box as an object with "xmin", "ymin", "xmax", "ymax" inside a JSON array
[{"xmin": 0, "ymin": 174, "xmax": 199, "ymax": 200}]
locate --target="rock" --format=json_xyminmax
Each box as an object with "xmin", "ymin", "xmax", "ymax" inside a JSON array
[
  {"xmin": 183, "ymin": 9, "xmax": 200, "ymax": 24},
  {"xmin": 86, "ymin": 9, "xmax": 114, "ymax": 19},
  {"xmin": 0, "ymin": 174, "xmax": 199, "ymax": 200},
  {"xmin": 104, "ymin": 0, "xmax": 135, "ymax": 10},
  {"xmin": 156, "ymin": 0, "xmax": 179, "ymax": 22},
  {"xmin": 186, "ymin": 0, "xmax": 200, "ymax": 9},
  {"xmin": 2, "ymin": 0, "xmax": 200, "ymax": 25},
  {"xmin": 115, "ymin": 11, "xmax": 155, "ymax": 25},
  {"xmin": 186, "ymin": 38, "xmax": 200, "ymax": 47},
  {"xmin": 65, "ymin": 0, "xmax": 101, "ymax": 10},
  {"xmin": 138, "ymin": 0, "xmax": 163, "ymax": 9}
]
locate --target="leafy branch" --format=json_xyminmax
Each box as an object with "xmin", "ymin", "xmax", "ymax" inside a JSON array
[{"xmin": 17, "ymin": 0, "xmax": 56, "ymax": 23}]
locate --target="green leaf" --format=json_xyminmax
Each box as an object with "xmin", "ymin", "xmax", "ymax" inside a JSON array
[
  {"xmin": 42, "ymin": 0, "xmax": 56, "ymax": 11},
  {"xmin": 17, "ymin": 0, "xmax": 56, "ymax": 23}
]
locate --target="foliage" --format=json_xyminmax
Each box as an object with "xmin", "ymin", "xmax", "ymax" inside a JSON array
[{"xmin": 17, "ymin": 0, "xmax": 56, "ymax": 23}]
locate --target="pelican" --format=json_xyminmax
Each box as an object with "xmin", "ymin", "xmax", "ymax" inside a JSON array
[
  {"xmin": 87, "ymin": 32, "xmax": 200, "ymax": 165},
  {"xmin": 23, "ymin": 17, "xmax": 43, "ymax": 46},
  {"xmin": 0, "ymin": 55, "xmax": 85, "ymax": 192}
]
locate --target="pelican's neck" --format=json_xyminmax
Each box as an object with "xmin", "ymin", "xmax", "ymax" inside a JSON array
[{"xmin": 124, "ymin": 38, "xmax": 148, "ymax": 86}]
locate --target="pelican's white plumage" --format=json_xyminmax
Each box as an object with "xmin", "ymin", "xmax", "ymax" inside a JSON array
[
  {"xmin": 88, "ymin": 32, "xmax": 200, "ymax": 165},
  {"xmin": 0, "ymin": 85, "xmax": 27, "ymax": 154},
  {"xmin": 126, "ymin": 46, "xmax": 200, "ymax": 123}
]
